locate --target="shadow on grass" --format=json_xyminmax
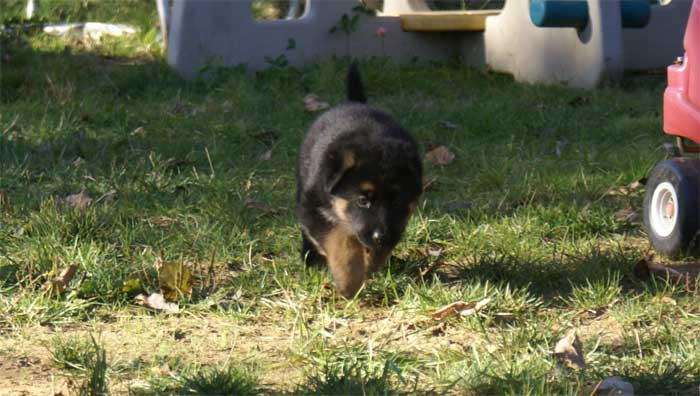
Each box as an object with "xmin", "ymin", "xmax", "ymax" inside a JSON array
[{"xmin": 360, "ymin": 245, "xmax": 642, "ymax": 306}]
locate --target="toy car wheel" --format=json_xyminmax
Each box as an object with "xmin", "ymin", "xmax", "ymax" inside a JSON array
[{"xmin": 643, "ymin": 158, "xmax": 700, "ymax": 257}]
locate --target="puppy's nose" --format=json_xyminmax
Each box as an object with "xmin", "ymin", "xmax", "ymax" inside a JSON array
[{"xmin": 372, "ymin": 230, "xmax": 383, "ymax": 245}]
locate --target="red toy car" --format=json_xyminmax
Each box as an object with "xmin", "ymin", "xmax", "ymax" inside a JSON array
[{"xmin": 643, "ymin": 0, "xmax": 700, "ymax": 256}]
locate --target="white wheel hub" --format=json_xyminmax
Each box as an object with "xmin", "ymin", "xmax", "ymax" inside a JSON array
[{"xmin": 649, "ymin": 181, "xmax": 679, "ymax": 238}]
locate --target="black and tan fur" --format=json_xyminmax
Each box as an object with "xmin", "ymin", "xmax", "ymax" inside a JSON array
[{"xmin": 295, "ymin": 64, "xmax": 422, "ymax": 298}]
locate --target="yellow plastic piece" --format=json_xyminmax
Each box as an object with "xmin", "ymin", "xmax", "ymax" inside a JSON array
[{"xmin": 400, "ymin": 10, "xmax": 501, "ymax": 32}]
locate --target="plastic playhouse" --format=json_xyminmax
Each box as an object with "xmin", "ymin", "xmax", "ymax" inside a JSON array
[
  {"xmin": 643, "ymin": 0, "xmax": 700, "ymax": 256},
  {"xmin": 166, "ymin": 0, "xmax": 693, "ymax": 88}
]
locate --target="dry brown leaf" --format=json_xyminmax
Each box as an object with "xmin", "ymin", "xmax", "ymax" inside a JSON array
[
  {"xmin": 57, "ymin": 190, "xmax": 92, "ymax": 212},
  {"xmin": 303, "ymin": 94, "xmax": 330, "ymax": 112},
  {"xmin": 243, "ymin": 179, "xmax": 253, "ymax": 191},
  {"xmin": 432, "ymin": 297, "xmax": 491, "ymax": 319},
  {"xmin": 426, "ymin": 244, "xmax": 443, "ymax": 258},
  {"xmin": 459, "ymin": 297, "xmax": 492, "ymax": 316},
  {"xmin": 438, "ymin": 120, "xmax": 457, "ymax": 129},
  {"xmin": 651, "ymin": 296, "xmax": 677, "ymax": 306},
  {"xmin": 418, "ymin": 260, "xmax": 444, "ymax": 278},
  {"xmin": 590, "ymin": 376, "xmax": 634, "ymax": 396},
  {"xmin": 244, "ymin": 199, "xmax": 277, "ymax": 214},
  {"xmin": 44, "ymin": 264, "xmax": 78, "ymax": 296},
  {"xmin": 95, "ymin": 189, "xmax": 117, "ymax": 204},
  {"xmin": 606, "ymin": 179, "xmax": 646, "ymax": 196},
  {"xmin": 135, "ymin": 293, "xmax": 180, "ymax": 313},
  {"xmin": 156, "ymin": 259, "xmax": 193, "ymax": 302},
  {"xmin": 422, "ymin": 177, "xmax": 436, "ymax": 191},
  {"xmin": 424, "ymin": 146, "xmax": 455, "ymax": 166},
  {"xmin": 131, "ymin": 126, "xmax": 145, "ymax": 137},
  {"xmin": 0, "ymin": 190, "xmax": 9, "ymax": 213},
  {"xmin": 432, "ymin": 301, "xmax": 471, "ymax": 319},
  {"xmin": 553, "ymin": 330, "xmax": 586, "ymax": 369},
  {"xmin": 628, "ymin": 178, "xmax": 646, "ymax": 190},
  {"xmin": 259, "ymin": 149, "xmax": 273, "ymax": 161},
  {"xmin": 148, "ymin": 216, "xmax": 176, "ymax": 228},
  {"xmin": 633, "ymin": 256, "xmax": 687, "ymax": 284},
  {"xmin": 613, "ymin": 208, "xmax": 641, "ymax": 223},
  {"xmin": 428, "ymin": 322, "xmax": 446, "ymax": 336}
]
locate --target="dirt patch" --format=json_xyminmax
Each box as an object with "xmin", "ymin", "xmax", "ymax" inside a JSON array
[
  {"xmin": 0, "ymin": 331, "xmax": 60, "ymax": 396},
  {"xmin": 0, "ymin": 307, "xmax": 485, "ymax": 394},
  {"xmin": 0, "ymin": 313, "xmax": 303, "ymax": 395},
  {"xmin": 578, "ymin": 314, "xmax": 625, "ymax": 348}
]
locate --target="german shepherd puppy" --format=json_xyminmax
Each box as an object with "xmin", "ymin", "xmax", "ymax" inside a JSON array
[{"xmin": 295, "ymin": 64, "xmax": 422, "ymax": 298}]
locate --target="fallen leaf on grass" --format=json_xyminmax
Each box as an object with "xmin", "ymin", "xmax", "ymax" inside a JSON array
[
  {"xmin": 606, "ymin": 179, "xmax": 646, "ymax": 196},
  {"xmin": 553, "ymin": 330, "xmax": 586, "ymax": 369},
  {"xmin": 0, "ymin": 190, "xmax": 9, "ymax": 212},
  {"xmin": 244, "ymin": 199, "xmax": 277, "ymax": 214},
  {"xmin": 303, "ymin": 94, "xmax": 330, "ymax": 112},
  {"xmin": 131, "ymin": 126, "xmax": 145, "ymax": 137},
  {"xmin": 95, "ymin": 190, "xmax": 117, "ymax": 205},
  {"xmin": 428, "ymin": 322, "xmax": 446, "ymax": 336},
  {"xmin": 651, "ymin": 296, "xmax": 677, "ymax": 306},
  {"xmin": 156, "ymin": 259, "xmax": 193, "ymax": 302},
  {"xmin": 633, "ymin": 256, "xmax": 687, "ymax": 284},
  {"xmin": 259, "ymin": 149, "xmax": 273, "ymax": 161},
  {"xmin": 147, "ymin": 216, "xmax": 176, "ymax": 228},
  {"xmin": 57, "ymin": 190, "xmax": 92, "ymax": 212},
  {"xmin": 424, "ymin": 146, "xmax": 455, "ymax": 166},
  {"xmin": 44, "ymin": 264, "xmax": 78, "ymax": 296},
  {"xmin": 135, "ymin": 293, "xmax": 180, "ymax": 313},
  {"xmin": 426, "ymin": 244, "xmax": 443, "ymax": 258},
  {"xmin": 121, "ymin": 277, "xmax": 143, "ymax": 295},
  {"xmin": 590, "ymin": 376, "xmax": 634, "ymax": 396},
  {"xmin": 422, "ymin": 177, "xmax": 436, "ymax": 191},
  {"xmin": 432, "ymin": 297, "xmax": 492, "ymax": 319},
  {"xmin": 628, "ymin": 178, "xmax": 646, "ymax": 190},
  {"xmin": 419, "ymin": 260, "xmax": 444, "ymax": 278},
  {"xmin": 438, "ymin": 120, "xmax": 457, "ymax": 129},
  {"xmin": 613, "ymin": 208, "xmax": 641, "ymax": 223}
]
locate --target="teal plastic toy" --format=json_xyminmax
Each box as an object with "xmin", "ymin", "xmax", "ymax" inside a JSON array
[{"xmin": 530, "ymin": 0, "xmax": 651, "ymax": 29}]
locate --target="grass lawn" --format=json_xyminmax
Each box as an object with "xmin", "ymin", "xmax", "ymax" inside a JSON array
[{"xmin": 1, "ymin": 25, "xmax": 699, "ymax": 396}]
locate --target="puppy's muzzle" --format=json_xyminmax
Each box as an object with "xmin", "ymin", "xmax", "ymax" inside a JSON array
[{"xmin": 359, "ymin": 228, "xmax": 385, "ymax": 251}]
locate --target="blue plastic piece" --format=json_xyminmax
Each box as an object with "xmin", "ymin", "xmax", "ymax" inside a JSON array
[
  {"xmin": 621, "ymin": 0, "xmax": 651, "ymax": 28},
  {"xmin": 529, "ymin": 0, "xmax": 589, "ymax": 28},
  {"xmin": 530, "ymin": 0, "xmax": 651, "ymax": 29}
]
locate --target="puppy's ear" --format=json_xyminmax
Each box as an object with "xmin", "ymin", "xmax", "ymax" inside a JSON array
[{"xmin": 325, "ymin": 150, "xmax": 356, "ymax": 195}]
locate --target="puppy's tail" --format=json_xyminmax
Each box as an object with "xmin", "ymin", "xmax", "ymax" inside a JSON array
[{"xmin": 346, "ymin": 62, "xmax": 367, "ymax": 103}]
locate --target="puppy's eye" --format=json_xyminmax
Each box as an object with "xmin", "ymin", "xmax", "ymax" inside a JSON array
[{"xmin": 356, "ymin": 196, "xmax": 371, "ymax": 209}]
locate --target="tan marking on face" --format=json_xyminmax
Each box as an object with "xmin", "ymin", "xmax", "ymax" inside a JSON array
[
  {"xmin": 359, "ymin": 181, "xmax": 375, "ymax": 194},
  {"xmin": 342, "ymin": 150, "xmax": 355, "ymax": 169},
  {"xmin": 322, "ymin": 227, "xmax": 367, "ymax": 298},
  {"xmin": 331, "ymin": 197, "xmax": 349, "ymax": 222}
]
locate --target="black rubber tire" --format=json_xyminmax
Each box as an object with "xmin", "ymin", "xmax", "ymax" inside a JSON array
[{"xmin": 643, "ymin": 158, "xmax": 700, "ymax": 257}]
